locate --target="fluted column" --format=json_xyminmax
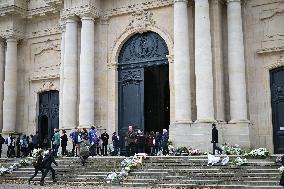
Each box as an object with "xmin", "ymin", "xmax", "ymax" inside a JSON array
[
  {"xmin": 227, "ymin": 0, "xmax": 248, "ymax": 123},
  {"xmin": 62, "ymin": 18, "xmax": 78, "ymax": 129},
  {"xmin": 195, "ymin": 0, "xmax": 215, "ymax": 122},
  {"xmin": 2, "ymin": 38, "xmax": 18, "ymax": 133},
  {"xmin": 174, "ymin": 0, "xmax": 192, "ymax": 123},
  {"xmin": 79, "ymin": 17, "xmax": 95, "ymax": 128},
  {"xmin": 0, "ymin": 39, "xmax": 4, "ymax": 131},
  {"xmin": 59, "ymin": 30, "xmax": 65, "ymax": 129}
]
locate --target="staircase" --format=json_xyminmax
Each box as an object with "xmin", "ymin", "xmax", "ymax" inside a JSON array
[{"xmin": 0, "ymin": 155, "xmax": 282, "ymax": 188}]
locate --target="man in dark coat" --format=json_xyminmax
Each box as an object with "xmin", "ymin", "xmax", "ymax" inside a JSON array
[
  {"xmin": 101, "ymin": 130, "xmax": 109, "ymax": 156},
  {"xmin": 28, "ymin": 149, "xmax": 44, "ymax": 184},
  {"xmin": 211, "ymin": 123, "xmax": 222, "ymax": 155},
  {"xmin": 126, "ymin": 126, "xmax": 137, "ymax": 156},
  {"xmin": 40, "ymin": 149, "xmax": 58, "ymax": 186}
]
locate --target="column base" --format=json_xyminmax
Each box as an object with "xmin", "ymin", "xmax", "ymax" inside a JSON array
[
  {"xmin": 195, "ymin": 118, "xmax": 216, "ymax": 123},
  {"xmin": 169, "ymin": 122, "xmax": 251, "ymax": 152},
  {"xmin": 173, "ymin": 120, "xmax": 193, "ymax": 124},
  {"xmin": 169, "ymin": 122, "xmax": 212, "ymax": 152},
  {"xmin": 229, "ymin": 119, "xmax": 250, "ymax": 124}
]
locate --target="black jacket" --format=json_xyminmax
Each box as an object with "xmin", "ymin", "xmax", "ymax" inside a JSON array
[
  {"xmin": 211, "ymin": 127, "xmax": 218, "ymax": 143},
  {"xmin": 60, "ymin": 134, "xmax": 68, "ymax": 147},
  {"xmin": 101, "ymin": 132, "xmax": 109, "ymax": 145},
  {"xmin": 41, "ymin": 154, "xmax": 58, "ymax": 168}
]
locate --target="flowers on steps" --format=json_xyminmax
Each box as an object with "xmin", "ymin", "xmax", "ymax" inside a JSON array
[{"xmin": 105, "ymin": 153, "xmax": 147, "ymax": 184}]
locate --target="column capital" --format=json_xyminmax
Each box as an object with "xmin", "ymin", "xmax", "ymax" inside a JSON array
[
  {"xmin": 174, "ymin": 0, "xmax": 188, "ymax": 3},
  {"xmin": 6, "ymin": 38, "xmax": 18, "ymax": 43},
  {"xmin": 226, "ymin": 0, "xmax": 241, "ymax": 3},
  {"xmin": 81, "ymin": 16, "xmax": 95, "ymax": 22}
]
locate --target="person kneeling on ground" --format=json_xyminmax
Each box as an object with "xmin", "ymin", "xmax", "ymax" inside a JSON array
[
  {"xmin": 40, "ymin": 149, "xmax": 58, "ymax": 186},
  {"xmin": 80, "ymin": 136, "xmax": 90, "ymax": 166}
]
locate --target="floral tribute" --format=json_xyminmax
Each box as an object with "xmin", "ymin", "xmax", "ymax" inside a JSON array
[
  {"xmin": 105, "ymin": 153, "xmax": 147, "ymax": 184},
  {"xmin": 232, "ymin": 157, "xmax": 248, "ymax": 166},
  {"xmin": 243, "ymin": 148, "xmax": 269, "ymax": 158},
  {"xmin": 0, "ymin": 148, "xmax": 44, "ymax": 176},
  {"xmin": 221, "ymin": 143, "xmax": 243, "ymax": 155}
]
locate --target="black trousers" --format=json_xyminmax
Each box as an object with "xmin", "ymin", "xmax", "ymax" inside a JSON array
[
  {"xmin": 212, "ymin": 143, "xmax": 222, "ymax": 155},
  {"xmin": 29, "ymin": 167, "xmax": 44, "ymax": 181},
  {"xmin": 280, "ymin": 171, "xmax": 284, "ymax": 186},
  {"xmin": 128, "ymin": 143, "xmax": 136, "ymax": 156},
  {"xmin": 61, "ymin": 146, "xmax": 67, "ymax": 156},
  {"xmin": 40, "ymin": 166, "xmax": 56, "ymax": 183},
  {"xmin": 102, "ymin": 144, "xmax": 108, "ymax": 156}
]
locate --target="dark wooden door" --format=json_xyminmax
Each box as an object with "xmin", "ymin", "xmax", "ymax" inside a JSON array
[
  {"xmin": 270, "ymin": 67, "xmax": 284, "ymax": 153},
  {"xmin": 118, "ymin": 68, "xmax": 144, "ymax": 152},
  {"xmin": 38, "ymin": 90, "xmax": 59, "ymax": 147},
  {"xmin": 118, "ymin": 31, "xmax": 169, "ymax": 154}
]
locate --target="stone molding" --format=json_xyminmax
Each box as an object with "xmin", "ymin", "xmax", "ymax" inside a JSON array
[
  {"xmin": 174, "ymin": 0, "xmax": 188, "ymax": 3},
  {"xmin": 103, "ymin": 0, "xmax": 173, "ymax": 18},
  {"xmin": 62, "ymin": 5, "xmax": 100, "ymax": 20},
  {"xmin": 127, "ymin": 10, "xmax": 155, "ymax": 31},
  {"xmin": 43, "ymin": 0, "xmax": 63, "ymax": 10},
  {"xmin": 38, "ymin": 80, "xmax": 57, "ymax": 93},
  {"xmin": 257, "ymin": 46, "xmax": 284, "ymax": 54},
  {"xmin": 265, "ymin": 55, "xmax": 284, "ymax": 70}
]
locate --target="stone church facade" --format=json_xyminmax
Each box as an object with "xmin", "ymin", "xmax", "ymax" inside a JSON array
[{"xmin": 0, "ymin": 0, "xmax": 283, "ymax": 153}]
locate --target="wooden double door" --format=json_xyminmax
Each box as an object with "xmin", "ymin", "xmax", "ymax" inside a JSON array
[
  {"xmin": 38, "ymin": 90, "xmax": 59, "ymax": 147},
  {"xmin": 118, "ymin": 32, "xmax": 170, "ymax": 153}
]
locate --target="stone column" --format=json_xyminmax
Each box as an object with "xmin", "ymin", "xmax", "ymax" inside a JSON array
[
  {"xmin": 79, "ymin": 16, "xmax": 95, "ymax": 128},
  {"xmin": 211, "ymin": 0, "xmax": 226, "ymax": 122},
  {"xmin": 195, "ymin": 0, "xmax": 215, "ymax": 122},
  {"xmin": 0, "ymin": 39, "xmax": 4, "ymax": 131},
  {"xmin": 2, "ymin": 38, "xmax": 18, "ymax": 133},
  {"xmin": 59, "ymin": 30, "xmax": 65, "ymax": 129},
  {"xmin": 62, "ymin": 18, "xmax": 78, "ymax": 129},
  {"xmin": 227, "ymin": 0, "xmax": 248, "ymax": 122},
  {"xmin": 174, "ymin": 0, "xmax": 192, "ymax": 123}
]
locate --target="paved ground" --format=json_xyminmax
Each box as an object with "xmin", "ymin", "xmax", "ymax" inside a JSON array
[{"xmin": 0, "ymin": 184, "xmax": 149, "ymax": 189}]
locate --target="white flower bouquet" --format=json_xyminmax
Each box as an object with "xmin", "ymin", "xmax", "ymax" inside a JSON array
[
  {"xmin": 232, "ymin": 157, "xmax": 248, "ymax": 166},
  {"xmin": 278, "ymin": 166, "xmax": 284, "ymax": 174},
  {"xmin": 221, "ymin": 143, "xmax": 242, "ymax": 155},
  {"xmin": 243, "ymin": 148, "xmax": 269, "ymax": 158}
]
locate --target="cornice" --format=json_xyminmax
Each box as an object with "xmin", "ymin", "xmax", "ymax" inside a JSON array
[
  {"xmin": 102, "ymin": 0, "xmax": 173, "ymax": 18},
  {"xmin": 0, "ymin": 5, "xmax": 26, "ymax": 18},
  {"xmin": 257, "ymin": 46, "xmax": 284, "ymax": 54},
  {"xmin": 62, "ymin": 4, "xmax": 100, "ymax": 20},
  {"xmin": 27, "ymin": 6, "xmax": 59, "ymax": 19},
  {"xmin": 44, "ymin": 0, "xmax": 64, "ymax": 10}
]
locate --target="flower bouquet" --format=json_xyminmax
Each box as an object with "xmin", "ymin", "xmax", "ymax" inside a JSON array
[
  {"xmin": 221, "ymin": 143, "xmax": 242, "ymax": 155},
  {"xmin": 278, "ymin": 166, "xmax": 284, "ymax": 174},
  {"xmin": 232, "ymin": 157, "xmax": 248, "ymax": 166},
  {"xmin": 188, "ymin": 148, "xmax": 201, "ymax": 156},
  {"xmin": 176, "ymin": 146, "xmax": 189, "ymax": 156},
  {"xmin": 243, "ymin": 148, "xmax": 269, "ymax": 158}
]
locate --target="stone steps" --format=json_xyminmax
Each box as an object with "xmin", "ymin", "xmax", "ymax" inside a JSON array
[{"xmin": 0, "ymin": 156, "xmax": 282, "ymax": 188}]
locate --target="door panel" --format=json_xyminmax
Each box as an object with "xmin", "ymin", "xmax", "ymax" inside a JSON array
[
  {"xmin": 270, "ymin": 67, "xmax": 284, "ymax": 153},
  {"xmin": 38, "ymin": 90, "xmax": 59, "ymax": 146},
  {"xmin": 118, "ymin": 68, "xmax": 144, "ymax": 153}
]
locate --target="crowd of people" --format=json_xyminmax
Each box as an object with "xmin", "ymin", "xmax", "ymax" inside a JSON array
[{"xmin": 0, "ymin": 126, "xmax": 169, "ymax": 159}]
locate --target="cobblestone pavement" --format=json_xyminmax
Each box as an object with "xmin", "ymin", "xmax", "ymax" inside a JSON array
[{"xmin": 0, "ymin": 184, "xmax": 150, "ymax": 189}]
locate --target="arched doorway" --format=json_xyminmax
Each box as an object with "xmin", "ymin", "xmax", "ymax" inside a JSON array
[
  {"xmin": 270, "ymin": 67, "xmax": 284, "ymax": 153},
  {"xmin": 38, "ymin": 90, "xmax": 59, "ymax": 147},
  {"xmin": 118, "ymin": 31, "xmax": 170, "ymax": 153}
]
